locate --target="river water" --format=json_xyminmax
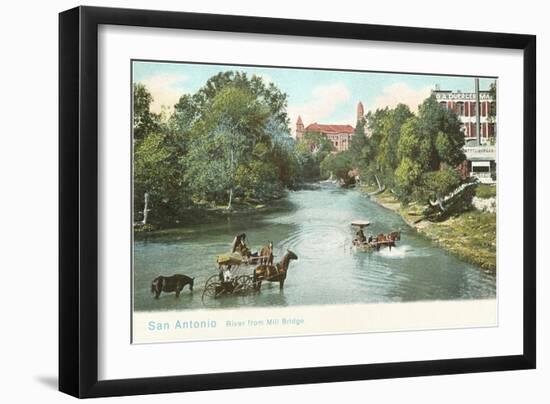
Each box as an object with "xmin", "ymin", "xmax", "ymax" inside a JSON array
[{"xmin": 134, "ymin": 184, "xmax": 496, "ymax": 311}]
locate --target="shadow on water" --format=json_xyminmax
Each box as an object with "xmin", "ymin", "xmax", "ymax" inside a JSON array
[{"xmin": 134, "ymin": 185, "xmax": 495, "ymax": 311}]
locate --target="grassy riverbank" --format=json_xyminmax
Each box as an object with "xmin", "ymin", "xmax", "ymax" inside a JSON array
[{"xmin": 362, "ymin": 185, "xmax": 496, "ymax": 272}]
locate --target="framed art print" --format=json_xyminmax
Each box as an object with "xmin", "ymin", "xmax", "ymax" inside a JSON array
[{"xmin": 59, "ymin": 6, "xmax": 536, "ymax": 398}]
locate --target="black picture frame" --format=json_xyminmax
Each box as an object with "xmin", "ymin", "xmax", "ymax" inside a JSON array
[{"xmin": 59, "ymin": 5, "xmax": 536, "ymax": 398}]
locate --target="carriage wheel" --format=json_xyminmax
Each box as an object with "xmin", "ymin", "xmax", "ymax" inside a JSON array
[
  {"xmin": 202, "ymin": 275, "xmax": 222, "ymax": 302},
  {"xmin": 202, "ymin": 283, "xmax": 220, "ymax": 298},
  {"xmin": 234, "ymin": 275, "xmax": 253, "ymax": 294}
]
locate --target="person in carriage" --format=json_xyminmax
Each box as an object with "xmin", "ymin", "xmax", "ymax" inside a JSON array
[
  {"xmin": 355, "ymin": 227, "xmax": 367, "ymax": 244},
  {"xmin": 216, "ymin": 252, "xmax": 243, "ymax": 294},
  {"xmin": 231, "ymin": 233, "xmax": 247, "ymax": 254},
  {"xmin": 218, "ymin": 263, "xmax": 233, "ymax": 283},
  {"xmin": 231, "ymin": 232, "xmax": 261, "ymax": 262},
  {"xmin": 352, "ymin": 223, "xmax": 368, "ymax": 246}
]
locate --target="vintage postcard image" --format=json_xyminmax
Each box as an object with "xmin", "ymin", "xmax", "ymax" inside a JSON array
[{"xmin": 131, "ymin": 61, "xmax": 497, "ymax": 343}]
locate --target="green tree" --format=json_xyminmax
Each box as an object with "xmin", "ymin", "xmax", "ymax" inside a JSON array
[
  {"xmin": 168, "ymin": 94, "xmax": 198, "ymax": 142},
  {"xmin": 301, "ymin": 131, "xmax": 334, "ymax": 155},
  {"xmin": 349, "ymin": 117, "xmax": 368, "ymax": 160},
  {"xmin": 421, "ymin": 166, "xmax": 462, "ymax": 201},
  {"xmin": 133, "ymin": 83, "xmax": 161, "ymax": 142},
  {"xmin": 270, "ymin": 140, "xmax": 299, "ymax": 188},
  {"xmin": 183, "ymin": 124, "xmax": 244, "ymax": 208},
  {"xmin": 351, "ymin": 96, "xmax": 467, "ymax": 205},
  {"xmin": 292, "ymin": 131, "xmax": 334, "ymax": 180},
  {"xmin": 397, "ymin": 117, "xmax": 432, "ymax": 170},
  {"xmin": 177, "ymin": 71, "xmax": 290, "ymax": 132},
  {"xmin": 416, "ymin": 95, "xmax": 465, "ymax": 169},
  {"xmin": 376, "ymin": 104, "xmax": 414, "ymax": 187},
  {"xmin": 294, "ymin": 141, "xmax": 322, "ymax": 179},
  {"xmin": 170, "ymin": 70, "xmax": 300, "ymax": 200},
  {"xmin": 134, "ymin": 132, "xmax": 186, "ymax": 224},
  {"xmin": 394, "ymin": 157, "xmax": 423, "ymax": 200},
  {"xmin": 393, "ymin": 96, "xmax": 466, "ymax": 202},
  {"xmin": 320, "ymin": 152, "xmax": 355, "ymax": 184},
  {"xmin": 133, "ymin": 69, "xmax": 335, "ymax": 226},
  {"xmin": 236, "ymin": 159, "xmax": 279, "ymax": 200},
  {"xmin": 360, "ymin": 108, "xmax": 389, "ymax": 178},
  {"xmin": 184, "ymin": 86, "xmax": 269, "ymax": 208}
]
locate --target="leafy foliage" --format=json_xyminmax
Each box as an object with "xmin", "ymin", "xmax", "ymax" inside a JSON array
[
  {"xmin": 349, "ymin": 117, "xmax": 368, "ymax": 159},
  {"xmin": 301, "ymin": 131, "xmax": 334, "ymax": 155},
  {"xmin": 292, "ymin": 131, "xmax": 335, "ymax": 179},
  {"xmin": 421, "ymin": 166, "xmax": 462, "ymax": 201},
  {"xmin": 133, "ymin": 72, "xmax": 474, "ymax": 227},
  {"xmin": 320, "ymin": 152, "xmax": 355, "ymax": 185},
  {"xmin": 133, "ymin": 83, "xmax": 161, "ymax": 142},
  {"xmin": 133, "ymin": 71, "xmax": 318, "ymax": 225},
  {"xmin": 349, "ymin": 96, "xmax": 471, "ymax": 211},
  {"xmin": 134, "ymin": 132, "xmax": 187, "ymax": 224}
]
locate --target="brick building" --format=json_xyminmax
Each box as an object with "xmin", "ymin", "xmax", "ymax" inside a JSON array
[
  {"xmin": 295, "ymin": 102, "xmax": 365, "ymax": 152},
  {"xmin": 433, "ymin": 85, "xmax": 497, "ymax": 183},
  {"xmin": 432, "ymin": 86, "xmax": 496, "ymax": 143}
]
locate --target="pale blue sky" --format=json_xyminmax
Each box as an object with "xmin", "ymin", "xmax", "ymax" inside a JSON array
[{"xmin": 133, "ymin": 60, "xmax": 496, "ymax": 134}]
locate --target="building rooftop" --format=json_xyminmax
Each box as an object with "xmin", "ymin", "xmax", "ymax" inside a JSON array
[{"xmin": 305, "ymin": 123, "xmax": 355, "ymax": 134}]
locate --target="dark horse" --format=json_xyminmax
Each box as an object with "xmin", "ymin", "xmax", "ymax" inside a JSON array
[
  {"xmin": 253, "ymin": 250, "xmax": 298, "ymax": 291},
  {"xmin": 151, "ymin": 274, "xmax": 194, "ymax": 299},
  {"xmin": 259, "ymin": 241, "xmax": 274, "ymax": 265}
]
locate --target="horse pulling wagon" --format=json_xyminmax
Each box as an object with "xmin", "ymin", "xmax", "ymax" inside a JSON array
[
  {"xmin": 201, "ymin": 249, "xmax": 299, "ymax": 302},
  {"xmin": 201, "ymin": 253, "xmax": 255, "ymax": 302},
  {"xmin": 351, "ymin": 220, "xmax": 401, "ymax": 251}
]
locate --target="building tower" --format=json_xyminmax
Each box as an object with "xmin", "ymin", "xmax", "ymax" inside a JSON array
[
  {"xmin": 296, "ymin": 115, "xmax": 304, "ymax": 140},
  {"xmin": 356, "ymin": 101, "xmax": 365, "ymax": 123}
]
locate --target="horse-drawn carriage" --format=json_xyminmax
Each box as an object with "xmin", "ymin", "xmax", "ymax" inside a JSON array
[
  {"xmin": 351, "ymin": 220, "xmax": 401, "ymax": 251},
  {"xmin": 201, "ymin": 248, "xmax": 299, "ymax": 302},
  {"xmin": 201, "ymin": 253, "xmax": 255, "ymax": 302}
]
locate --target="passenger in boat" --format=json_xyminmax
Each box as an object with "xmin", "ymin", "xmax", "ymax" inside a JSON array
[
  {"xmin": 367, "ymin": 235, "xmax": 373, "ymax": 243},
  {"xmin": 355, "ymin": 227, "xmax": 367, "ymax": 244}
]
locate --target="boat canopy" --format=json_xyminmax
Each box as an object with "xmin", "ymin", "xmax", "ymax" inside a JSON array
[{"xmin": 351, "ymin": 220, "xmax": 371, "ymax": 227}]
